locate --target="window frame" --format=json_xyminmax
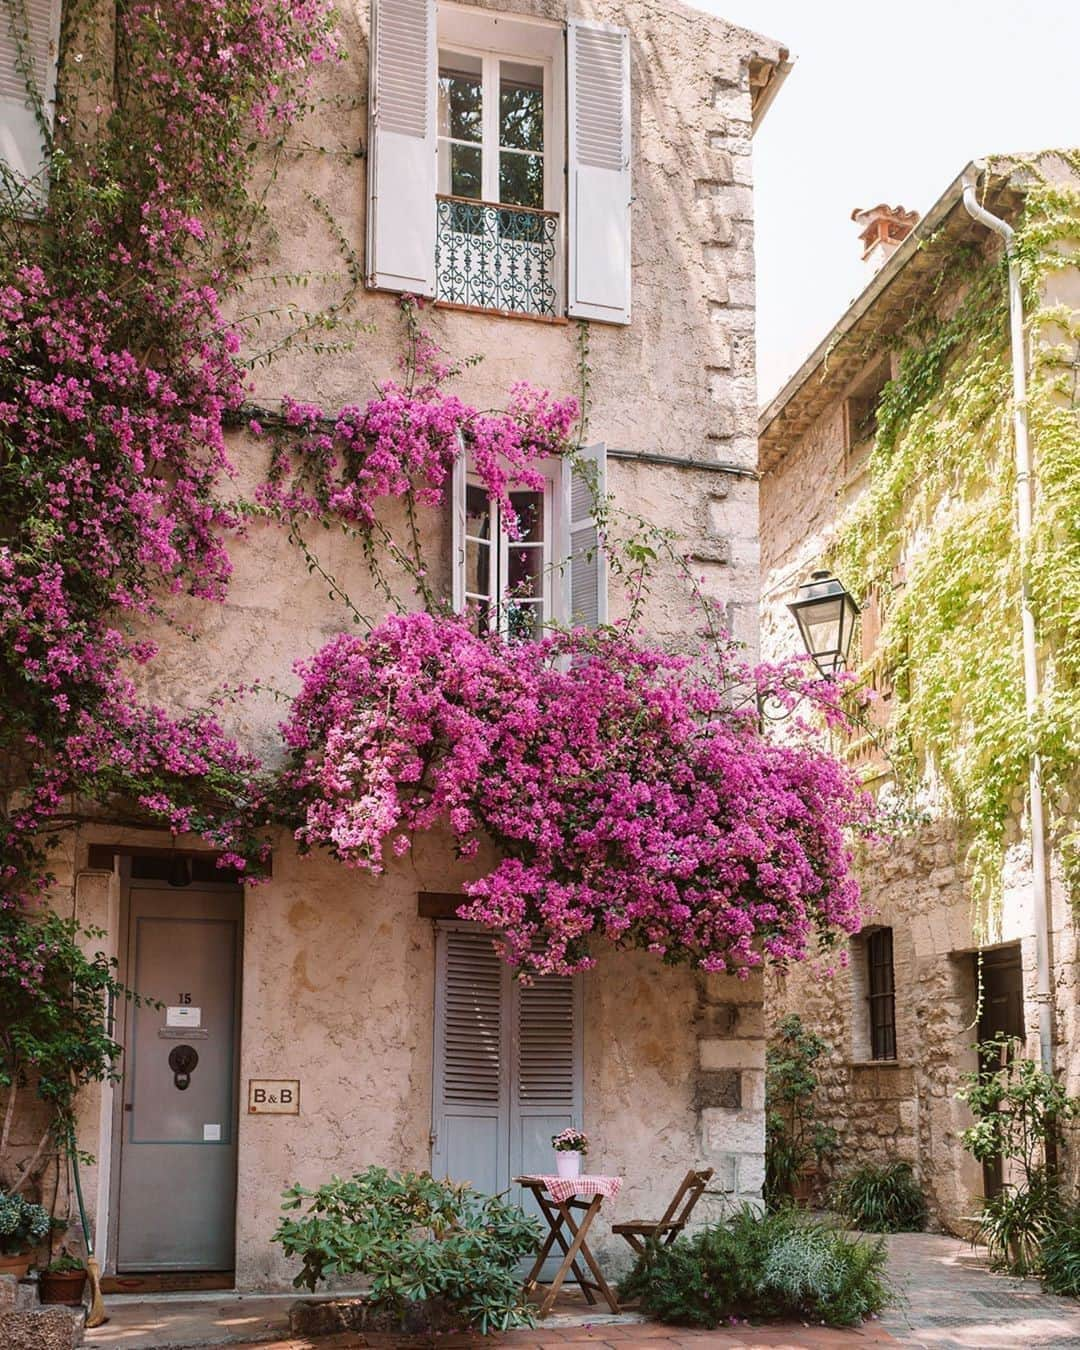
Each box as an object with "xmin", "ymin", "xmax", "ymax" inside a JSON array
[
  {"xmin": 866, "ymin": 926, "xmax": 897, "ymax": 1062},
  {"xmin": 463, "ymin": 466, "xmax": 555, "ymax": 640}
]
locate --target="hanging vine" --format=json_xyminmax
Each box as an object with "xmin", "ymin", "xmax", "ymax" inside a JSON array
[{"xmin": 831, "ymin": 158, "xmax": 1080, "ymax": 930}]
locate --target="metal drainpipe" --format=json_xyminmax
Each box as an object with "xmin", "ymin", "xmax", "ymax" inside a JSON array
[{"xmin": 961, "ymin": 165, "xmax": 1054, "ymax": 1074}]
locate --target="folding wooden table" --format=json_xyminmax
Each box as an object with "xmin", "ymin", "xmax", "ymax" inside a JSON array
[{"xmin": 516, "ymin": 1173, "xmax": 622, "ymax": 1317}]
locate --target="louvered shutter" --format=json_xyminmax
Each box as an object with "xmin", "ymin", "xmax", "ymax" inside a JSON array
[
  {"xmin": 511, "ymin": 970, "xmax": 582, "ymax": 1176},
  {"xmin": 559, "ymin": 444, "xmax": 608, "ymax": 628},
  {"xmin": 450, "ymin": 438, "xmax": 466, "ymax": 614},
  {"xmin": 1, "ymin": 0, "xmax": 60, "ymax": 191},
  {"xmin": 567, "ymin": 22, "xmax": 631, "ymax": 324},
  {"xmin": 366, "ymin": 0, "xmax": 437, "ymax": 295},
  {"xmin": 432, "ymin": 925, "xmax": 509, "ymax": 1194}
]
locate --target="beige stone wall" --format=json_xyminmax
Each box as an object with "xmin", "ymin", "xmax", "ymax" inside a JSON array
[
  {"xmin": 759, "ymin": 237, "xmax": 1080, "ymax": 1230},
  {"xmin": 18, "ymin": 0, "xmax": 784, "ymax": 1289}
]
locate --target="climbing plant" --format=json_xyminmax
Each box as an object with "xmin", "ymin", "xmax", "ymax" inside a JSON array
[
  {"xmin": 0, "ymin": 0, "xmax": 873, "ymax": 997},
  {"xmin": 831, "ymin": 159, "xmax": 1080, "ymax": 929}
]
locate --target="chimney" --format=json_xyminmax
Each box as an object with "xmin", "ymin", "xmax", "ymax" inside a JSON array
[{"xmin": 851, "ymin": 204, "xmax": 919, "ymax": 272}]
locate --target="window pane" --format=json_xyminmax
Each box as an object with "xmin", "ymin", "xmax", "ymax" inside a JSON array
[
  {"xmin": 507, "ymin": 544, "xmax": 542, "ymax": 601},
  {"xmin": 500, "ymin": 152, "xmax": 543, "ymax": 209},
  {"xmin": 506, "ymin": 601, "xmax": 542, "ymax": 642},
  {"xmin": 442, "ymin": 143, "xmax": 482, "ymax": 200},
  {"xmin": 466, "ymin": 485, "xmax": 492, "ymax": 540},
  {"xmin": 500, "ymin": 62, "xmax": 543, "ymax": 152},
  {"xmin": 509, "ymin": 490, "xmax": 544, "ymax": 543},
  {"xmin": 466, "ymin": 540, "xmax": 491, "ymax": 602},
  {"xmin": 438, "ymin": 52, "xmax": 482, "ymax": 142}
]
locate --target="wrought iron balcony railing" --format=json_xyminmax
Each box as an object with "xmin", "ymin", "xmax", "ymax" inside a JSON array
[{"xmin": 435, "ymin": 196, "xmax": 559, "ymax": 319}]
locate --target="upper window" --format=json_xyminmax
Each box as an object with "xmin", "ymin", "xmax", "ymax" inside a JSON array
[
  {"xmin": 366, "ymin": 0, "xmax": 632, "ymax": 325},
  {"xmin": 842, "ymin": 357, "xmax": 892, "ymax": 478},
  {"xmin": 438, "ymin": 51, "xmax": 547, "ymax": 210}
]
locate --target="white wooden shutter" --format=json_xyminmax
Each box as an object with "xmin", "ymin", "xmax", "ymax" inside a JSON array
[
  {"xmin": 0, "ymin": 0, "xmax": 60, "ymax": 191},
  {"xmin": 450, "ymin": 439, "xmax": 466, "ymax": 614},
  {"xmin": 366, "ymin": 0, "xmax": 436, "ymax": 295},
  {"xmin": 560, "ymin": 444, "xmax": 608, "ymax": 628},
  {"xmin": 567, "ymin": 22, "xmax": 631, "ymax": 324},
  {"xmin": 432, "ymin": 925, "xmax": 509, "ymax": 1194}
]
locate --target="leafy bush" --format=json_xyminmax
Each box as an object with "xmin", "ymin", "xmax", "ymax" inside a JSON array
[
  {"xmin": 271, "ymin": 1168, "xmax": 542, "ymax": 1333},
  {"xmin": 618, "ymin": 1205, "xmax": 889, "ymax": 1328},
  {"xmin": 974, "ymin": 1174, "xmax": 1059, "ymax": 1278},
  {"xmin": 765, "ymin": 1015, "xmax": 838, "ymax": 1208},
  {"xmin": 830, "ymin": 1162, "xmax": 927, "ymax": 1233},
  {"xmin": 1040, "ymin": 1207, "xmax": 1080, "ymax": 1298},
  {"xmin": 0, "ymin": 1191, "xmax": 53, "ymax": 1256},
  {"xmin": 957, "ymin": 1038, "xmax": 1079, "ymax": 1277}
]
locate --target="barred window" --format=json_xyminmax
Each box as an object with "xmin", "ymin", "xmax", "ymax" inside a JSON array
[{"xmin": 867, "ymin": 927, "xmax": 897, "ymax": 1060}]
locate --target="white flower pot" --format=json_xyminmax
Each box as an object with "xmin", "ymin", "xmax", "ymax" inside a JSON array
[{"xmin": 556, "ymin": 1150, "xmax": 583, "ymax": 1179}]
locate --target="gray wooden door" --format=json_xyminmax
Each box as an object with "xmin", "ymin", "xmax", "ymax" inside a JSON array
[
  {"xmin": 116, "ymin": 886, "xmax": 242, "ymax": 1271},
  {"xmin": 432, "ymin": 925, "xmax": 583, "ymax": 1271}
]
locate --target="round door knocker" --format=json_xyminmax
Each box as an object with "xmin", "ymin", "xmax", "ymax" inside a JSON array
[{"xmin": 168, "ymin": 1044, "xmax": 199, "ymax": 1091}]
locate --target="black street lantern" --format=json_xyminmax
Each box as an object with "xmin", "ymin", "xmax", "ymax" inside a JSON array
[{"xmin": 787, "ymin": 570, "xmax": 859, "ymax": 678}]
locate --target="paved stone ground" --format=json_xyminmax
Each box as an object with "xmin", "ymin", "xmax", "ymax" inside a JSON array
[
  {"xmin": 879, "ymin": 1232, "xmax": 1080, "ymax": 1349},
  {"xmin": 80, "ymin": 1234, "xmax": 1080, "ymax": 1350}
]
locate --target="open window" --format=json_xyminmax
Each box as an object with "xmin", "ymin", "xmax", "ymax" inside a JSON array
[
  {"xmin": 451, "ymin": 445, "xmax": 607, "ymax": 638},
  {"xmin": 842, "ymin": 356, "xmax": 891, "ymax": 478},
  {"xmin": 367, "ymin": 0, "xmax": 631, "ymax": 323},
  {"xmin": 1, "ymin": 0, "xmax": 61, "ymax": 197}
]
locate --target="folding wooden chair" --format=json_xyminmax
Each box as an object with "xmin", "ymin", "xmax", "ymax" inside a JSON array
[{"xmin": 611, "ymin": 1167, "xmax": 715, "ymax": 1256}]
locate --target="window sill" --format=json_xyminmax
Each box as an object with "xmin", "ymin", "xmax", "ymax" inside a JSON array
[
  {"xmin": 846, "ymin": 1058, "xmax": 915, "ymax": 1070},
  {"xmin": 434, "ymin": 299, "xmax": 569, "ymax": 326}
]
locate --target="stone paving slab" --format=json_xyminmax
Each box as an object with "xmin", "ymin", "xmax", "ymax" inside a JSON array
[
  {"xmin": 880, "ymin": 1231, "xmax": 1080, "ymax": 1348},
  {"xmin": 80, "ymin": 1233, "xmax": 1080, "ymax": 1350}
]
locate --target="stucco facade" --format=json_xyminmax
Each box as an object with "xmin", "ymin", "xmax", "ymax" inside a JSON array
[
  {"xmin": 7, "ymin": 0, "xmax": 790, "ymax": 1290},
  {"xmin": 759, "ymin": 157, "xmax": 1080, "ymax": 1230}
]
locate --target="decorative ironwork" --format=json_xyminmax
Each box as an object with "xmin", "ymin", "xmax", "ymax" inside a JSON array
[{"xmin": 435, "ymin": 196, "xmax": 558, "ymax": 318}]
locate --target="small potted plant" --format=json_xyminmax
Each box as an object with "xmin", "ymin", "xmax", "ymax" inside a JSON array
[
  {"xmin": 39, "ymin": 1251, "xmax": 89, "ymax": 1305},
  {"xmin": 552, "ymin": 1127, "xmax": 589, "ymax": 1180},
  {"xmin": 0, "ymin": 1191, "xmax": 53, "ymax": 1279}
]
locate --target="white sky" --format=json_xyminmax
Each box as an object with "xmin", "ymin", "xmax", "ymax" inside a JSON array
[{"xmin": 693, "ymin": 0, "xmax": 1080, "ymax": 402}]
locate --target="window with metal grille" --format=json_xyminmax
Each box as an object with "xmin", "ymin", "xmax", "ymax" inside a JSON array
[{"xmin": 867, "ymin": 927, "xmax": 897, "ymax": 1060}]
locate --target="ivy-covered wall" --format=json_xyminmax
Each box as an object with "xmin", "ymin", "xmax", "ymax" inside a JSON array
[{"xmin": 759, "ymin": 153, "xmax": 1080, "ymax": 1225}]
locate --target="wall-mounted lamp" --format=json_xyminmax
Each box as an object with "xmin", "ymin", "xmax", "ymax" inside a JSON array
[{"xmin": 787, "ymin": 569, "xmax": 859, "ymax": 678}]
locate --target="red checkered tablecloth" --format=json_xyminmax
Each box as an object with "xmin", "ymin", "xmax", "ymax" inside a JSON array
[{"xmin": 522, "ymin": 1174, "xmax": 622, "ymax": 1205}]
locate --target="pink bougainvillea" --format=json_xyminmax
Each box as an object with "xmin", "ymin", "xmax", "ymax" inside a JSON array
[{"xmin": 282, "ymin": 613, "xmax": 868, "ymax": 977}]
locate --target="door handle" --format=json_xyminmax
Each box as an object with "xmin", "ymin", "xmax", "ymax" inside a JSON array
[{"xmin": 168, "ymin": 1044, "xmax": 199, "ymax": 1090}]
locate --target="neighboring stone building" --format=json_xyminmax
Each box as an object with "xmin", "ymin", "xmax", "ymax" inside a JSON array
[
  {"xmin": 2, "ymin": 0, "xmax": 790, "ymax": 1290},
  {"xmin": 759, "ymin": 154, "xmax": 1080, "ymax": 1228}
]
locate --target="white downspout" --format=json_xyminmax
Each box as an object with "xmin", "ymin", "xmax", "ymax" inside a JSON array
[{"xmin": 961, "ymin": 165, "xmax": 1054, "ymax": 1074}]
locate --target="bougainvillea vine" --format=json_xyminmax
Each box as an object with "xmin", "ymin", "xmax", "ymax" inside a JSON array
[{"xmin": 281, "ymin": 613, "xmax": 868, "ymax": 978}]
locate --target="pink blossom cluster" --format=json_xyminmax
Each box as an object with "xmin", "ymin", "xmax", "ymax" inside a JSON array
[
  {"xmin": 257, "ymin": 381, "xmax": 576, "ymax": 540},
  {"xmin": 1, "ymin": 0, "xmax": 340, "ymax": 902},
  {"xmin": 282, "ymin": 614, "xmax": 868, "ymax": 977}
]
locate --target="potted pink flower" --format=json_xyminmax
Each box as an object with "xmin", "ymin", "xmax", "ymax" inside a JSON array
[{"xmin": 552, "ymin": 1128, "xmax": 589, "ymax": 1180}]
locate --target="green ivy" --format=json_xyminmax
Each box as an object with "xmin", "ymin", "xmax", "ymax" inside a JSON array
[{"xmin": 832, "ymin": 166, "xmax": 1080, "ymax": 931}]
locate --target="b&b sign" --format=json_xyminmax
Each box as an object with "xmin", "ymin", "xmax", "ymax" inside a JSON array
[{"xmin": 248, "ymin": 1079, "xmax": 300, "ymax": 1115}]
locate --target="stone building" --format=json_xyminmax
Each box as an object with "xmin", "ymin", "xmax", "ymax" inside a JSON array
[
  {"xmin": 759, "ymin": 154, "xmax": 1080, "ymax": 1228},
  {"xmin": 2, "ymin": 0, "xmax": 790, "ymax": 1290}
]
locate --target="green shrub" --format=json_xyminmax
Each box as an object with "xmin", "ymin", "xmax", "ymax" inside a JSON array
[
  {"xmin": 1040, "ymin": 1207, "xmax": 1080, "ymax": 1298},
  {"xmin": 765, "ymin": 1015, "xmax": 838, "ymax": 1209},
  {"xmin": 618, "ymin": 1205, "xmax": 889, "ymax": 1328},
  {"xmin": 271, "ymin": 1168, "xmax": 542, "ymax": 1334},
  {"xmin": 975, "ymin": 1173, "xmax": 1059, "ymax": 1278},
  {"xmin": 829, "ymin": 1162, "xmax": 927, "ymax": 1233}
]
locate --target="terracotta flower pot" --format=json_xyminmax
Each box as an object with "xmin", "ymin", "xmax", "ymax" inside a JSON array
[
  {"xmin": 39, "ymin": 1269, "xmax": 89, "ymax": 1305},
  {"xmin": 0, "ymin": 1252, "xmax": 33, "ymax": 1280}
]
